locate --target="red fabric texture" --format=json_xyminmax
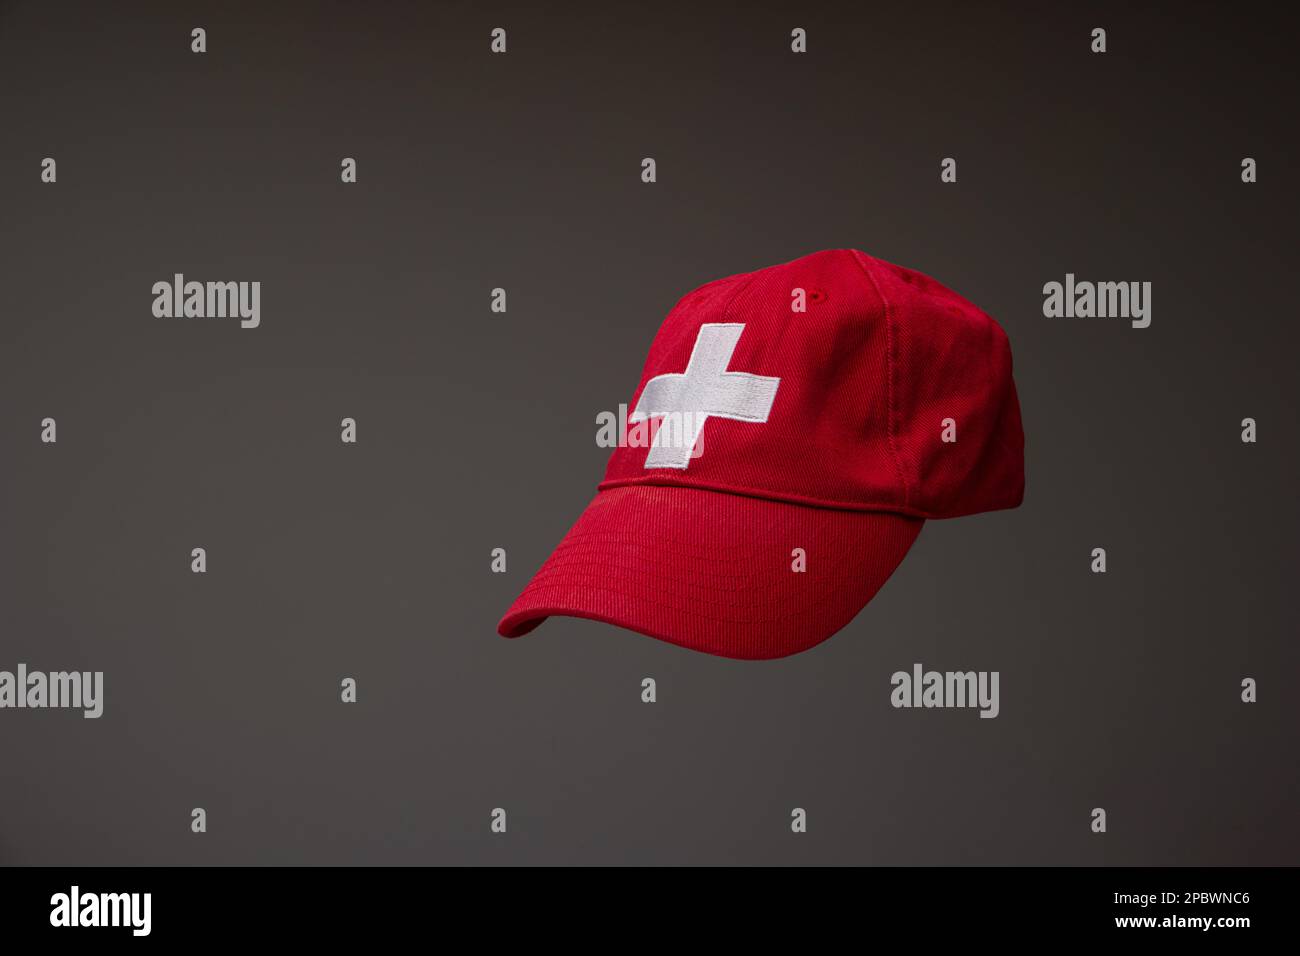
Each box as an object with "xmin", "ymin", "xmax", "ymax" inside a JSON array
[
  {"xmin": 499, "ymin": 249, "xmax": 1024, "ymax": 658},
  {"xmin": 497, "ymin": 485, "xmax": 923, "ymax": 659}
]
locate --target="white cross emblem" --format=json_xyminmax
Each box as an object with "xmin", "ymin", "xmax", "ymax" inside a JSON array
[{"xmin": 630, "ymin": 323, "xmax": 781, "ymax": 469}]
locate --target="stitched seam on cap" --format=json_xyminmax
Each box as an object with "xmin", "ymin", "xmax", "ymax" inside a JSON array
[
  {"xmin": 719, "ymin": 266, "xmax": 764, "ymax": 326},
  {"xmin": 596, "ymin": 476, "xmax": 936, "ymax": 518},
  {"xmin": 850, "ymin": 251, "xmax": 911, "ymax": 507}
]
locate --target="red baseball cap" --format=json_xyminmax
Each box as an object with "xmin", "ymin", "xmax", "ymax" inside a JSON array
[{"xmin": 499, "ymin": 249, "xmax": 1024, "ymax": 659}]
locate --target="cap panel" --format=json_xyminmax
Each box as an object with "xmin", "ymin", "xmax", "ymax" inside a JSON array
[{"xmin": 859, "ymin": 254, "xmax": 1025, "ymax": 518}]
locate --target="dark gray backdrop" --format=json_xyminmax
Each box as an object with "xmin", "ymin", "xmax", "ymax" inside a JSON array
[{"xmin": 1, "ymin": 0, "xmax": 1296, "ymax": 865}]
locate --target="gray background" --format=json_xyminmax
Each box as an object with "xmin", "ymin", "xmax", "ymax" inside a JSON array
[{"xmin": 0, "ymin": 0, "xmax": 1296, "ymax": 865}]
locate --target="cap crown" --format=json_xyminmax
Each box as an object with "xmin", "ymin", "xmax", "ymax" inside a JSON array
[{"xmin": 600, "ymin": 249, "xmax": 1025, "ymax": 519}]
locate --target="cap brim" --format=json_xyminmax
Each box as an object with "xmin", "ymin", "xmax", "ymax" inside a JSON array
[{"xmin": 498, "ymin": 485, "xmax": 923, "ymax": 660}]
